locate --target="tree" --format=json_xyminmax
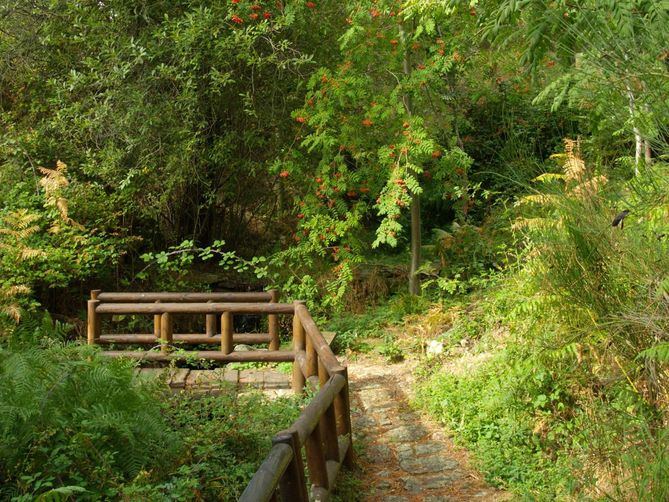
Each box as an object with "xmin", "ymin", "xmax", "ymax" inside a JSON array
[
  {"xmin": 481, "ymin": 0, "xmax": 669, "ymax": 172},
  {"xmin": 282, "ymin": 0, "xmax": 475, "ymax": 297}
]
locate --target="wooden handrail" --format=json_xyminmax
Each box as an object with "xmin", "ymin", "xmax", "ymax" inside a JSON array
[
  {"xmin": 96, "ymin": 291, "xmax": 273, "ymax": 302},
  {"xmin": 95, "ymin": 302, "xmax": 294, "ymax": 315},
  {"xmin": 101, "ymin": 350, "xmax": 295, "ymax": 362},
  {"xmin": 86, "ymin": 290, "xmax": 353, "ymax": 500},
  {"xmin": 295, "ymin": 304, "xmax": 343, "ymax": 373}
]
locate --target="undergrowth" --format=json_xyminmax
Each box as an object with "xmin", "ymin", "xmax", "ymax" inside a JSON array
[
  {"xmin": 415, "ymin": 156, "xmax": 669, "ymax": 499},
  {"xmin": 0, "ymin": 330, "xmax": 301, "ymax": 500}
]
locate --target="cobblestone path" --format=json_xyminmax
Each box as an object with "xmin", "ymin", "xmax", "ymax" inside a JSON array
[{"xmin": 348, "ymin": 357, "xmax": 508, "ymax": 502}]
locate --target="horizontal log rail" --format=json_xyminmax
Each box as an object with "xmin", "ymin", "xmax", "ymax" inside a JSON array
[
  {"xmin": 98, "ymin": 333, "xmax": 271, "ymax": 345},
  {"xmin": 102, "ymin": 350, "xmax": 295, "ymax": 362},
  {"xmin": 86, "ymin": 291, "xmax": 354, "ymax": 500},
  {"xmin": 95, "ymin": 302, "xmax": 294, "ymax": 315},
  {"xmin": 96, "ymin": 291, "xmax": 273, "ymax": 303}
]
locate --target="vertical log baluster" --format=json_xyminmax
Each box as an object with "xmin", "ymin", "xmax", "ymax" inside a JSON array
[
  {"xmin": 153, "ymin": 300, "xmax": 161, "ymax": 340},
  {"xmin": 318, "ymin": 361, "xmax": 340, "ymax": 463},
  {"xmin": 87, "ymin": 299, "xmax": 100, "ymax": 346},
  {"xmin": 206, "ymin": 300, "xmax": 216, "ymax": 337},
  {"xmin": 160, "ymin": 312, "xmax": 173, "ymax": 354},
  {"xmin": 292, "ymin": 301, "xmax": 306, "ymax": 394},
  {"xmin": 305, "ymin": 331, "xmax": 318, "ymax": 379},
  {"xmin": 221, "ymin": 311, "xmax": 233, "ymax": 354},
  {"xmin": 274, "ymin": 430, "xmax": 309, "ymax": 501},
  {"xmin": 305, "ymin": 422, "xmax": 329, "ymax": 494},
  {"xmin": 268, "ymin": 289, "xmax": 280, "ymax": 351},
  {"xmin": 333, "ymin": 366, "xmax": 355, "ymax": 467}
]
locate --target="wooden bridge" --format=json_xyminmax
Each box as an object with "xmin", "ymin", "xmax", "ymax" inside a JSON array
[{"xmin": 86, "ymin": 290, "xmax": 353, "ymax": 501}]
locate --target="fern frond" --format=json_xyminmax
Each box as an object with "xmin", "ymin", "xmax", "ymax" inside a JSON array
[
  {"xmin": 534, "ymin": 173, "xmax": 567, "ymax": 183},
  {"xmin": 512, "ymin": 217, "xmax": 556, "ymax": 231},
  {"xmin": 1, "ymin": 304, "xmax": 22, "ymax": 322},
  {"xmin": 517, "ymin": 194, "xmax": 558, "ymax": 206},
  {"xmin": 571, "ymin": 175, "xmax": 608, "ymax": 198},
  {"xmin": 20, "ymin": 248, "xmax": 46, "ymax": 260}
]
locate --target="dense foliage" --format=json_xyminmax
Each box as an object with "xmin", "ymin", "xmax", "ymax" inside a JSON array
[
  {"xmin": 0, "ymin": 326, "xmax": 300, "ymax": 500},
  {"xmin": 1, "ymin": 0, "xmax": 668, "ymax": 499}
]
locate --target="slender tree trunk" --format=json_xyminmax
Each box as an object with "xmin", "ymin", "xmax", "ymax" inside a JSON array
[
  {"xmin": 409, "ymin": 193, "xmax": 421, "ymax": 295},
  {"xmin": 644, "ymin": 139, "xmax": 652, "ymax": 165},
  {"xmin": 627, "ymin": 86, "xmax": 642, "ymax": 176},
  {"xmin": 399, "ymin": 23, "xmax": 421, "ymax": 296}
]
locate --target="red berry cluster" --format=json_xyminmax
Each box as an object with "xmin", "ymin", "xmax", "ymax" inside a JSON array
[{"xmin": 228, "ymin": 0, "xmax": 275, "ymax": 25}]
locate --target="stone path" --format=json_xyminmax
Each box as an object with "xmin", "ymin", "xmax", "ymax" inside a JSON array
[{"xmin": 347, "ymin": 356, "xmax": 508, "ymax": 501}]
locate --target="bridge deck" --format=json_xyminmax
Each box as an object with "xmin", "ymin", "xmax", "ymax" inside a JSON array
[{"xmin": 136, "ymin": 366, "xmax": 292, "ymax": 398}]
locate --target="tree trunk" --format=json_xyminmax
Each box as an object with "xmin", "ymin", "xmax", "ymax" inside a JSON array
[
  {"xmin": 409, "ymin": 193, "xmax": 421, "ymax": 295},
  {"xmin": 627, "ymin": 86, "xmax": 642, "ymax": 176},
  {"xmin": 399, "ymin": 22, "xmax": 421, "ymax": 296}
]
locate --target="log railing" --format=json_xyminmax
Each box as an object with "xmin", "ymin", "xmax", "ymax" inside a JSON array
[
  {"xmin": 87, "ymin": 289, "xmax": 281, "ymax": 353},
  {"xmin": 86, "ymin": 291, "xmax": 353, "ymax": 500},
  {"xmin": 240, "ymin": 302, "xmax": 354, "ymax": 502}
]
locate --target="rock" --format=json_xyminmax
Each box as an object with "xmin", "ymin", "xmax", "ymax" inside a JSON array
[
  {"xmin": 399, "ymin": 454, "xmax": 459, "ymax": 474},
  {"xmin": 367, "ymin": 444, "xmax": 392, "ymax": 462},
  {"xmin": 384, "ymin": 425, "xmax": 428, "ymax": 442},
  {"xmin": 358, "ymin": 387, "xmax": 395, "ymax": 410},
  {"xmin": 401, "ymin": 472, "xmax": 461, "ymax": 493}
]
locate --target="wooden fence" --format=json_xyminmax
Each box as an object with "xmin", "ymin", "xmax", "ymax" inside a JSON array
[{"xmin": 86, "ymin": 290, "xmax": 353, "ymax": 501}]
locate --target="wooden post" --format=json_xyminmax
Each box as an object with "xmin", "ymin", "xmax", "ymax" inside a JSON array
[
  {"xmin": 274, "ymin": 430, "xmax": 309, "ymax": 502},
  {"xmin": 90, "ymin": 289, "xmax": 101, "ymax": 300},
  {"xmin": 306, "ymin": 422, "xmax": 329, "ymax": 492},
  {"xmin": 153, "ymin": 300, "xmax": 161, "ymax": 340},
  {"xmin": 305, "ymin": 331, "xmax": 318, "ymax": 379},
  {"xmin": 87, "ymin": 299, "xmax": 100, "ymax": 345},
  {"xmin": 160, "ymin": 312, "xmax": 173, "ymax": 354},
  {"xmin": 319, "ymin": 360, "xmax": 340, "ymax": 463},
  {"xmin": 292, "ymin": 301, "xmax": 306, "ymax": 394},
  {"xmin": 268, "ymin": 289, "xmax": 280, "ymax": 351},
  {"xmin": 221, "ymin": 311, "xmax": 233, "ymax": 354},
  {"xmin": 333, "ymin": 366, "xmax": 355, "ymax": 467},
  {"xmin": 205, "ymin": 299, "xmax": 216, "ymax": 337}
]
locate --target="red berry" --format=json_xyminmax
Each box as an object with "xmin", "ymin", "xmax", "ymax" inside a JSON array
[
  {"xmin": 295, "ymin": 116, "xmax": 306, "ymax": 123},
  {"xmin": 306, "ymin": 1, "xmax": 316, "ymax": 8},
  {"xmin": 249, "ymin": 13, "xmax": 259, "ymax": 19},
  {"xmin": 231, "ymin": 15, "xmax": 243, "ymax": 24},
  {"xmin": 251, "ymin": 4, "xmax": 261, "ymax": 10},
  {"xmin": 263, "ymin": 11, "xmax": 271, "ymax": 19},
  {"xmin": 279, "ymin": 170, "xmax": 289, "ymax": 178}
]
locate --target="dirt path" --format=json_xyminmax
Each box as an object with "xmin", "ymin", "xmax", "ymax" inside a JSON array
[{"xmin": 347, "ymin": 355, "xmax": 509, "ymax": 501}]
